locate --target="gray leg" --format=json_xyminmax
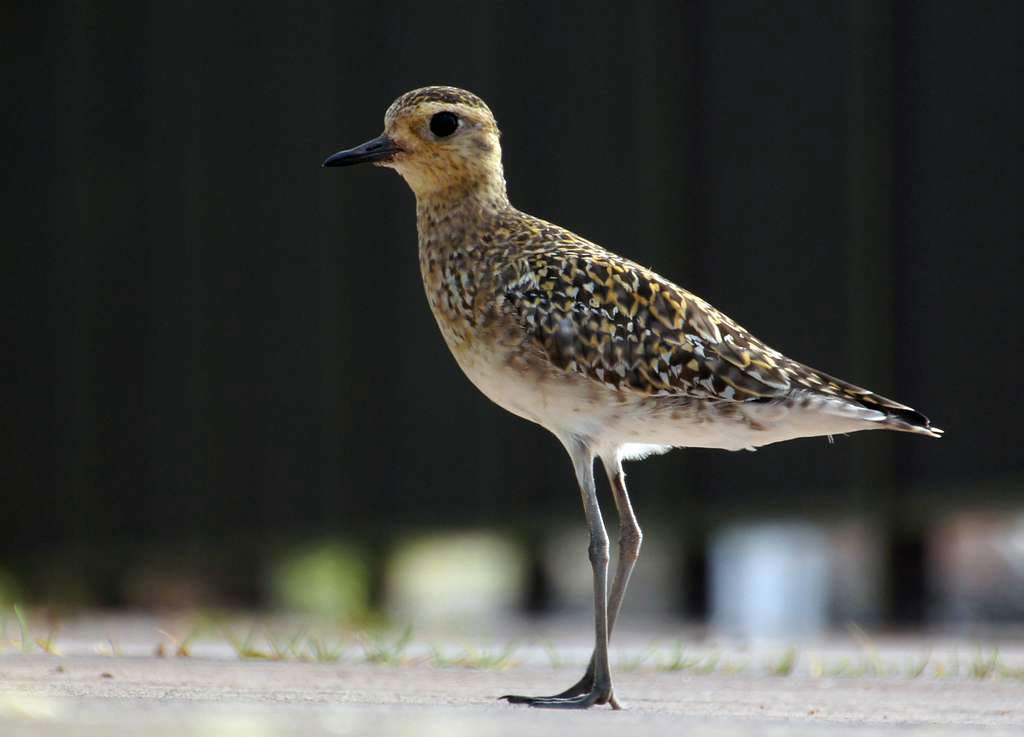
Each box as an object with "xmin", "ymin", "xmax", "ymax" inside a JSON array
[
  {"xmin": 502, "ymin": 437, "xmax": 616, "ymax": 709},
  {"xmin": 603, "ymin": 453, "xmax": 643, "ymax": 636},
  {"xmin": 535, "ymin": 453, "xmax": 641, "ymax": 707}
]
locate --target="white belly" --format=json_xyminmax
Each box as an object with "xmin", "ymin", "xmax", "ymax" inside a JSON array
[{"xmin": 448, "ymin": 345, "xmax": 878, "ymax": 458}]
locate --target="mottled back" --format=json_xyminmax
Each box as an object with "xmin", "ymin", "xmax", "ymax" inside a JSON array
[{"xmin": 489, "ymin": 212, "xmax": 932, "ymax": 431}]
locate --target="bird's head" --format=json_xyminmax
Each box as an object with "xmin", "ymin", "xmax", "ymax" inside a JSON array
[{"xmin": 324, "ymin": 86, "xmax": 506, "ymax": 202}]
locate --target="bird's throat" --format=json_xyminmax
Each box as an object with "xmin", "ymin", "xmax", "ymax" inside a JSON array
[{"xmin": 415, "ymin": 178, "xmax": 511, "ymax": 248}]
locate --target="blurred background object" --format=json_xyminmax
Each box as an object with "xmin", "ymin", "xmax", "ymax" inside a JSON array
[
  {"xmin": 3, "ymin": 1, "xmax": 1021, "ymax": 634},
  {"xmin": 930, "ymin": 511, "xmax": 1024, "ymax": 625},
  {"xmin": 268, "ymin": 542, "xmax": 370, "ymax": 621},
  {"xmin": 710, "ymin": 522, "xmax": 830, "ymax": 638},
  {"xmin": 385, "ymin": 532, "xmax": 524, "ymax": 626}
]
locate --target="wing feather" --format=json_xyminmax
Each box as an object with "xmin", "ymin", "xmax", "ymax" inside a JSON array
[
  {"xmin": 501, "ymin": 245, "xmax": 792, "ymax": 401},
  {"xmin": 487, "ymin": 215, "xmax": 939, "ymax": 436}
]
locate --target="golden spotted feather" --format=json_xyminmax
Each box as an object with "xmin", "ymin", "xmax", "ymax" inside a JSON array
[{"xmin": 492, "ymin": 214, "xmax": 938, "ymax": 435}]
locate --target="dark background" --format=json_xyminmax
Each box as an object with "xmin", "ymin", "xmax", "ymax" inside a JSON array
[{"xmin": 4, "ymin": 1, "xmax": 1020, "ymax": 619}]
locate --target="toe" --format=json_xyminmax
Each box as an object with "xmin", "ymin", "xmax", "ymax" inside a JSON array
[{"xmin": 500, "ymin": 694, "xmax": 533, "ymax": 704}]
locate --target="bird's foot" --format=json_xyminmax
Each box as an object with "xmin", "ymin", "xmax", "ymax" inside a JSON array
[{"xmin": 501, "ymin": 685, "xmax": 621, "ymax": 710}]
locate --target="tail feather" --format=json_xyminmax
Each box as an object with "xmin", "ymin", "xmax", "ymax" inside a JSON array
[
  {"xmin": 791, "ymin": 363, "xmax": 943, "ymax": 438},
  {"xmin": 874, "ymin": 404, "xmax": 944, "ymax": 437}
]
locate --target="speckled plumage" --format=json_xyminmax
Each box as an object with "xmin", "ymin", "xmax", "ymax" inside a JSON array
[
  {"xmin": 324, "ymin": 86, "xmax": 941, "ymax": 709},
  {"xmin": 378, "ymin": 87, "xmax": 942, "ymax": 457}
]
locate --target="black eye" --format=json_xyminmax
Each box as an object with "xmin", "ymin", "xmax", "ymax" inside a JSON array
[{"xmin": 430, "ymin": 111, "xmax": 459, "ymax": 138}]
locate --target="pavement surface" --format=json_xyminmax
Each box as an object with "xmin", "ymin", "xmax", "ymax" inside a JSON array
[{"xmin": 1, "ymin": 617, "xmax": 1023, "ymax": 736}]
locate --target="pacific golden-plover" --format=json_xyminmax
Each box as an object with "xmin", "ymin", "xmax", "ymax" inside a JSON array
[{"xmin": 324, "ymin": 86, "xmax": 942, "ymax": 709}]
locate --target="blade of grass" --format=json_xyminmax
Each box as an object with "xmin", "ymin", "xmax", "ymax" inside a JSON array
[
  {"xmin": 768, "ymin": 647, "xmax": 797, "ymax": 676},
  {"xmin": 13, "ymin": 604, "xmax": 32, "ymax": 654}
]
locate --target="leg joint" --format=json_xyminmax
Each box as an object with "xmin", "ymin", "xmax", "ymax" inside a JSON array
[
  {"xmin": 619, "ymin": 523, "xmax": 642, "ymax": 560},
  {"xmin": 588, "ymin": 538, "xmax": 610, "ymax": 566}
]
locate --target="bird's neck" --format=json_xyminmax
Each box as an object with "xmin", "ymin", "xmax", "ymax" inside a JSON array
[{"xmin": 415, "ymin": 177, "xmax": 511, "ymax": 252}]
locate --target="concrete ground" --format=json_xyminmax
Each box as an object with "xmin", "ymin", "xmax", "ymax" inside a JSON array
[{"xmin": 1, "ymin": 617, "xmax": 1023, "ymax": 736}]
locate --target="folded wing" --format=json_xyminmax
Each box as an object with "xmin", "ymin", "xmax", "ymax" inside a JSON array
[{"xmin": 502, "ymin": 245, "xmax": 793, "ymax": 401}]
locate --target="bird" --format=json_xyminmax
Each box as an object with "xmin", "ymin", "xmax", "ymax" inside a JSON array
[{"xmin": 323, "ymin": 85, "xmax": 941, "ymax": 709}]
